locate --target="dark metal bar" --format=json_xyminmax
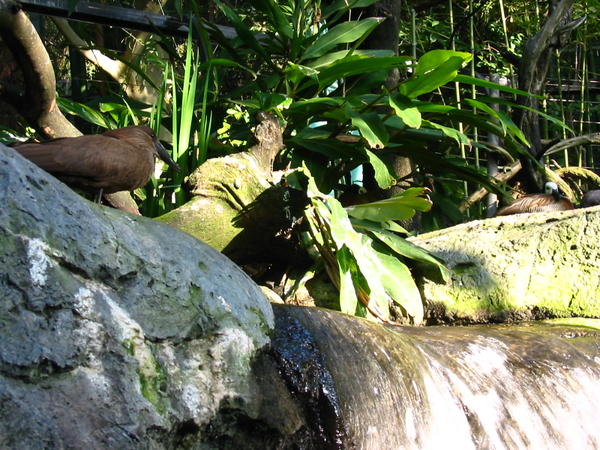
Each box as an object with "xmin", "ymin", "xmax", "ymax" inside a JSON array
[{"xmin": 17, "ymin": 0, "xmax": 236, "ymax": 39}]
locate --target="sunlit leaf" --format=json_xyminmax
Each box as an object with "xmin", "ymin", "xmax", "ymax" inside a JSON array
[
  {"xmin": 337, "ymin": 246, "xmax": 360, "ymax": 315},
  {"xmin": 57, "ymin": 97, "xmax": 114, "ymax": 128},
  {"xmin": 286, "ymin": 62, "xmax": 319, "ymax": 84},
  {"xmin": 367, "ymin": 228, "xmax": 450, "ymax": 283},
  {"xmin": 362, "ymin": 148, "xmax": 395, "ymax": 189},
  {"xmin": 389, "ymin": 93, "xmax": 422, "ymax": 128},
  {"xmin": 415, "ymin": 49, "xmax": 472, "ymax": 76},
  {"xmin": 302, "ymin": 17, "xmax": 384, "ymax": 61},
  {"xmin": 314, "ymin": 56, "xmax": 412, "ymax": 89},
  {"xmin": 399, "ymin": 55, "xmax": 467, "ymax": 98},
  {"xmin": 327, "ymin": 198, "xmax": 390, "ymax": 318},
  {"xmin": 346, "ymin": 188, "xmax": 432, "ymax": 221},
  {"xmin": 348, "ymin": 110, "xmax": 388, "ymax": 149},
  {"xmin": 310, "ymin": 49, "xmax": 394, "ymax": 69},
  {"xmin": 423, "ymin": 120, "xmax": 470, "ymax": 146},
  {"xmin": 367, "ymin": 237, "xmax": 424, "ymax": 321}
]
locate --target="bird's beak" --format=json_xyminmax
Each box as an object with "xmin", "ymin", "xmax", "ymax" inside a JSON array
[{"xmin": 154, "ymin": 140, "xmax": 181, "ymax": 172}]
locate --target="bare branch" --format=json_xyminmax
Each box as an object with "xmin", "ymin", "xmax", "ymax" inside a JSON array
[{"xmin": 0, "ymin": 4, "xmax": 80, "ymax": 137}]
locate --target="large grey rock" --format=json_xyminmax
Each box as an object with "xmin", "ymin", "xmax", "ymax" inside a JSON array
[
  {"xmin": 410, "ymin": 208, "xmax": 600, "ymax": 323},
  {"xmin": 0, "ymin": 144, "xmax": 275, "ymax": 448}
]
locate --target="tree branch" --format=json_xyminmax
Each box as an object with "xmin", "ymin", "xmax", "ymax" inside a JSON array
[{"xmin": 0, "ymin": 2, "xmax": 79, "ymax": 137}]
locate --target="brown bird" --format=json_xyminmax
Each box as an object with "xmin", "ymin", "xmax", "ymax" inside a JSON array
[
  {"xmin": 12, "ymin": 125, "xmax": 179, "ymax": 195},
  {"xmin": 496, "ymin": 181, "xmax": 574, "ymax": 216}
]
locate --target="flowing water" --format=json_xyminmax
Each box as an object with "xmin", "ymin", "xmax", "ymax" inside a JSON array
[{"xmin": 273, "ymin": 306, "xmax": 600, "ymax": 449}]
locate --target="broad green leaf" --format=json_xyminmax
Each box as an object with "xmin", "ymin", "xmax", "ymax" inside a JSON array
[
  {"xmin": 472, "ymin": 141, "xmax": 516, "ymax": 162},
  {"xmin": 362, "ymin": 148, "xmax": 395, "ymax": 189},
  {"xmin": 306, "ymin": 168, "xmax": 325, "ymax": 199},
  {"xmin": 389, "ymin": 93, "xmax": 422, "ymax": 128},
  {"xmin": 351, "ymin": 218, "xmax": 409, "ymax": 234},
  {"xmin": 422, "ymin": 120, "xmax": 470, "ymax": 146},
  {"xmin": 310, "ymin": 49, "xmax": 394, "ymax": 69},
  {"xmin": 314, "ymin": 56, "xmax": 412, "ymax": 89},
  {"xmin": 367, "ymin": 237, "xmax": 424, "ymax": 321},
  {"xmin": 286, "ymin": 62, "xmax": 319, "ymax": 85},
  {"xmin": 327, "ymin": 198, "xmax": 390, "ymax": 318},
  {"xmin": 399, "ymin": 56, "xmax": 466, "ymax": 98},
  {"xmin": 349, "ymin": 110, "xmax": 389, "ymax": 149},
  {"xmin": 464, "ymin": 98, "xmax": 529, "ymax": 147},
  {"xmin": 415, "ymin": 49, "xmax": 472, "ymax": 76},
  {"xmin": 57, "ymin": 97, "xmax": 113, "ymax": 128},
  {"xmin": 496, "ymin": 110, "xmax": 529, "ymax": 147},
  {"xmin": 336, "ymin": 246, "xmax": 360, "ymax": 315},
  {"xmin": 463, "ymin": 98, "xmax": 504, "ymax": 131},
  {"xmin": 329, "ymin": 197, "xmax": 357, "ymax": 245},
  {"xmin": 367, "ymin": 228, "xmax": 450, "ymax": 282},
  {"xmin": 302, "ymin": 17, "xmax": 384, "ymax": 61},
  {"xmin": 454, "ymin": 74, "xmax": 542, "ymax": 98},
  {"xmin": 413, "ymin": 102, "xmax": 455, "ymax": 114},
  {"xmin": 290, "ymin": 135, "xmax": 362, "ymax": 160},
  {"xmin": 346, "ymin": 188, "xmax": 432, "ymax": 222}
]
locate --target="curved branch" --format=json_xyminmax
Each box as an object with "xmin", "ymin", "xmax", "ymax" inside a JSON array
[
  {"xmin": 52, "ymin": 17, "xmax": 125, "ymax": 81},
  {"xmin": 51, "ymin": 0, "xmax": 168, "ymax": 105},
  {"xmin": 0, "ymin": 4, "xmax": 80, "ymax": 137},
  {"xmin": 544, "ymin": 133, "xmax": 600, "ymax": 156}
]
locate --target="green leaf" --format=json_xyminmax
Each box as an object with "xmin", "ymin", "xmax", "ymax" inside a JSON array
[
  {"xmin": 414, "ymin": 49, "xmax": 472, "ymax": 76},
  {"xmin": 215, "ymin": 0, "xmax": 273, "ymax": 67},
  {"xmin": 422, "ymin": 120, "xmax": 470, "ymax": 146},
  {"xmin": 349, "ymin": 110, "xmax": 388, "ymax": 149},
  {"xmin": 336, "ymin": 246, "xmax": 360, "ymax": 315},
  {"xmin": 57, "ymin": 97, "xmax": 113, "ymax": 128},
  {"xmin": 286, "ymin": 62, "xmax": 319, "ymax": 85},
  {"xmin": 351, "ymin": 218, "xmax": 409, "ymax": 234},
  {"xmin": 301, "ymin": 17, "xmax": 384, "ymax": 61},
  {"xmin": 290, "ymin": 134, "xmax": 363, "ymax": 160},
  {"xmin": 454, "ymin": 74, "xmax": 542, "ymax": 98},
  {"xmin": 314, "ymin": 56, "xmax": 412, "ymax": 89},
  {"xmin": 309, "ymin": 49, "xmax": 394, "ymax": 69},
  {"xmin": 253, "ymin": 0, "xmax": 294, "ymax": 39},
  {"xmin": 399, "ymin": 56, "xmax": 467, "ymax": 98},
  {"xmin": 367, "ymin": 228, "xmax": 450, "ymax": 283},
  {"xmin": 345, "ymin": 188, "xmax": 432, "ymax": 221},
  {"xmin": 323, "ymin": 0, "xmax": 380, "ymax": 19},
  {"xmin": 326, "ymin": 198, "xmax": 390, "ymax": 317},
  {"xmin": 362, "ymin": 148, "xmax": 395, "ymax": 189},
  {"xmin": 367, "ymin": 238, "xmax": 424, "ymax": 321},
  {"xmin": 464, "ymin": 98, "xmax": 529, "ymax": 146},
  {"xmin": 389, "ymin": 93, "xmax": 422, "ymax": 128},
  {"xmin": 474, "ymin": 95, "xmax": 574, "ymax": 135}
]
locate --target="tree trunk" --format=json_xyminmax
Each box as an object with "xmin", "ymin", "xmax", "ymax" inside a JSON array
[{"xmin": 516, "ymin": 0, "xmax": 581, "ymax": 192}]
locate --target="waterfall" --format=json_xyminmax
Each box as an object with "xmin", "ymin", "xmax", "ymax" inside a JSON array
[{"xmin": 273, "ymin": 305, "xmax": 600, "ymax": 449}]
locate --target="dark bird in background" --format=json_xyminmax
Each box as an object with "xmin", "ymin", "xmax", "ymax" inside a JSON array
[
  {"xmin": 496, "ymin": 181, "xmax": 574, "ymax": 216},
  {"xmin": 12, "ymin": 125, "xmax": 179, "ymax": 195},
  {"xmin": 581, "ymin": 190, "xmax": 600, "ymax": 208}
]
